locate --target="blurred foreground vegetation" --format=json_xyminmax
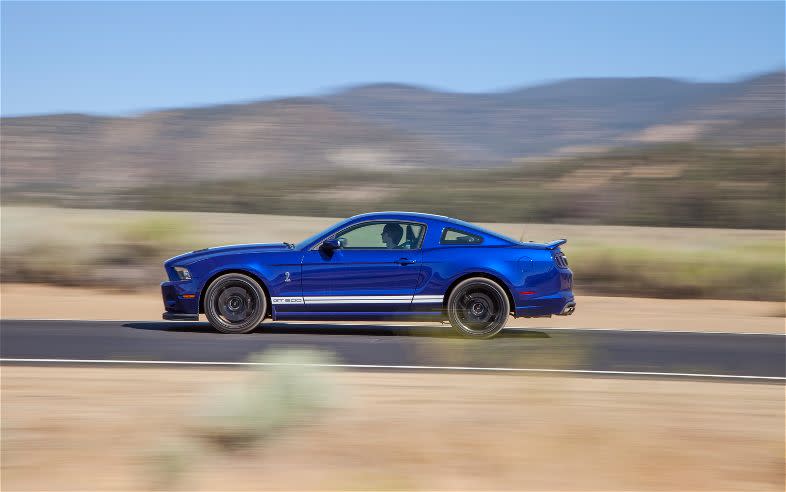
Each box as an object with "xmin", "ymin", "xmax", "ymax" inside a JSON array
[
  {"xmin": 1, "ymin": 207, "xmax": 782, "ymax": 301},
  {"xmin": 19, "ymin": 143, "xmax": 780, "ymax": 230},
  {"xmin": 149, "ymin": 348, "xmax": 339, "ymax": 489}
]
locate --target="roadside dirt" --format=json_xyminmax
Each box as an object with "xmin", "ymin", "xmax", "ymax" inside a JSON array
[
  {"xmin": 1, "ymin": 283, "xmax": 783, "ymax": 334},
  {"xmin": 1, "ymin": 366, "xmax": 783, "ymax": 491}
]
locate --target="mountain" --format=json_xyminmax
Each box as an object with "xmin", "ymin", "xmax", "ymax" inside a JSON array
[
  {"xmin": 327, "ymin": 72, "xmax": 784, "ymax": 156},
  {"xmin": 1, "ymin": 70, "xmax": 783, "ymax": 197}
]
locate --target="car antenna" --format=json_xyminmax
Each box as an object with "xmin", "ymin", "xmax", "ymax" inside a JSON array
[{"xmin": 518, "ymin": 225, "xmax": 525, "ymax": 243}]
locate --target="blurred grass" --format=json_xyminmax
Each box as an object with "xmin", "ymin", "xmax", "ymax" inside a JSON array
[
  {"xmin": 191, "ymin": 348, "xmax": 339, "ymax": 451},
  {"xmin": 1, "ymin": 214, "xmax": 192, "ymax": 288},
  {"xmin": 145, "ymin": 348, "xmax": 340, "ymax": 489},
  {"xmin": 4, "ymin": 366, "xmax": 782, "ymax": 491},
  {"xmin": 101, "ymin": 216, "xmax": 191, "ymax": 266},
  {"xmin": 0, "ymin": 206, "xmax": 783, "ymax": 300},
  {"xmin": 571, "ymin": 241, "xmax": 785, "ymax": 301}
]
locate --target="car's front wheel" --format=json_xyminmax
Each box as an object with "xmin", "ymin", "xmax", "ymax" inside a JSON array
[
  {"xmin": 446, "ymin": 277, "xmax": 510, "ymax": 339},
  {"xmin": 204, "ymin": 273, "xmax": 267, "ymax": 334}
]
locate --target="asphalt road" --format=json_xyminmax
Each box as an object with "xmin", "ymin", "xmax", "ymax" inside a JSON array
[{"xmin": 1, "ymin": 319, "xmax": 783, "ymax": 379}]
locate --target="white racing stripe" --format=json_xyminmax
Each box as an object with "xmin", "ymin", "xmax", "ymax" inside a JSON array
[
  {"xmin": 0, "ymin": 358, "xmax": 783, "ymax": 381},
  {"xmin": 306, "ymin": 296, "xmax": 413, "ymax": 300},
  {"xmin": 412, "ymin": 296, "xmax": 445, "ymax": 304},
  {"xmin": 271, "ymin": 295, "xmax": 444, "ymax": 305}
]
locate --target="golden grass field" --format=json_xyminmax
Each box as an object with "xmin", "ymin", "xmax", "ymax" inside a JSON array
[
  {"xmin": 1, "ymin": 366, "xmax": 783, "ymax": 491},
  {"xmin": 2, "ymin": 206, "xmax": 784, "ymax": 301},
  {"xmin": 3, "ymin": 205, "xmax": 783, "ymax": 255}
]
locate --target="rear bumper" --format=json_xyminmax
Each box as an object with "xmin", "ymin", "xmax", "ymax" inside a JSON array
[{"xmin": 513, "ymin": 292, "xmax": 575, "ymax": 318}]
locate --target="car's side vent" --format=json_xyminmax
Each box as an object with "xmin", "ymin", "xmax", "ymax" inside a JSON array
[{"xmin": 553, "ymin": 251, "xmax": 569, "ymax": 268}]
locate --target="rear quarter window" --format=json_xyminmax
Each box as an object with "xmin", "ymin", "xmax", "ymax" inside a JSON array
[{"xmin": 441, "ymin": 228, "xmax": 483, "ymax": 245}]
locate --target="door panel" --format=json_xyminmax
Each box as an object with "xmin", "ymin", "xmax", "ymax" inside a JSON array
[{"xmin": 297, "ymin": 249, "xmax": 423, "ymax": 312}]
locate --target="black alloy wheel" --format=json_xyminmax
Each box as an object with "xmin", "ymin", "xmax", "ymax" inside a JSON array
[
  {"xmin": 446, "ymin": 277, "xmax": 510, "ymax": 339},
  {"xmin": 204, "ymin": 273, "xmax": 267, "ymax": 334}
]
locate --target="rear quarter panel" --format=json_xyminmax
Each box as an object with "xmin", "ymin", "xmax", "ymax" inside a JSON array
[
  {"xmin": 418, "ymin": 246, "xmax": 521, "ymax": 295},
  {"xmin": 417, "ymin": 245, "xmax": 570, "ymax": 314}
]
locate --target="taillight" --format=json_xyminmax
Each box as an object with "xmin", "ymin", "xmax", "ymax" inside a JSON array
[{"xmin": 553, "ymin": 251, "xmax": 569, "ymax": 268}]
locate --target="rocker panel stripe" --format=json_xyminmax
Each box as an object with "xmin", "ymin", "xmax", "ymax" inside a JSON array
[{"xmin": 271, "ymin": 295, "xmax": 444, "ymax": 305}]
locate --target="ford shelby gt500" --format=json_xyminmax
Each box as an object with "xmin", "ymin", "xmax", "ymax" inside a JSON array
[{"xmin": 161, "ymin": 212, "xmax": 575, "ymax": 338}]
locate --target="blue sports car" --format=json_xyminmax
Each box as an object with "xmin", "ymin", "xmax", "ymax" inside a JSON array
[{"xmin": 161, "ymin": 212, "xmax": 575, "ymax": 338}]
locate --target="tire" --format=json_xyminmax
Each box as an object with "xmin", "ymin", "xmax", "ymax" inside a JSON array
[
  {"xmin": 204, "ymin": 273, "xmax": 267, "ymax": 334},
  {"xmin": 446, "ymin": 277, "xmax": 510, "ymax": 339}
]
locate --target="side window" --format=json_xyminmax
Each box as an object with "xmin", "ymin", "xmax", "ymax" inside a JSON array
[
  {"xmin": 441, "ymin": 227, "xmax": 483, "ymax": 245},
  {"xmin": 336, "ymin": 222, "xmax": 425, "ymax": 250}
]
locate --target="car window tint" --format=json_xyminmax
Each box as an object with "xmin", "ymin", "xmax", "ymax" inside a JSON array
[
  {"xmin": 336, "ymin": 222, "xmax": 424, "ymax": 249},
  {"xmin": 441, "ymin": 227, "xmax": 483, "ymax": 245}
]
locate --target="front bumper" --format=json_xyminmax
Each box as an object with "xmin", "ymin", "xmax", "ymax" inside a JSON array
[{"xmin": 161, "ymin": 280, "xmax": 200, "ymax": 318}]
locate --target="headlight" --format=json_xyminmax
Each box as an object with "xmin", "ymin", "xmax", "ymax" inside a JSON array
[{"xmin": 174, "ymin": 266, "xmax": 192, "ymax": 281}]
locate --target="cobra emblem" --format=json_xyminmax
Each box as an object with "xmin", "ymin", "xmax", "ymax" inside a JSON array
[{"xmin": 284, "ymin": 271, "xmax": 291, "ymax": 282}]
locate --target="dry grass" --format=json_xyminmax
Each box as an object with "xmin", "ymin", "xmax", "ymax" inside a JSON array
[
  {"xmin": 1, "ymin": 206, "xmax": 783, "ymax": 300},
  {"xmin": 1, "ymin": 366, "xmax": 783, "ymax": 491}
]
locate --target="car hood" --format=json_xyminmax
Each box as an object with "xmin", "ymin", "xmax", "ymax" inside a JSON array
[{"xmin": 164, "ymin": 243, "xmax": 292, "ymax": 266}]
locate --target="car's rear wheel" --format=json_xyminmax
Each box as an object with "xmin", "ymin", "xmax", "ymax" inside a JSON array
[
  {"xmin": 446, "ymin": 277, "xmax": 510, "ymax": 339},
  {"xmin": 204, "ymin": 273, "xmax": 267, "ymax": 334}
]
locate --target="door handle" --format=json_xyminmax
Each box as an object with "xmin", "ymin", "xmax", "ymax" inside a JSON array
[{"xmin": 395, "ymin": 258, "xmax": 416, "ymax": 265}]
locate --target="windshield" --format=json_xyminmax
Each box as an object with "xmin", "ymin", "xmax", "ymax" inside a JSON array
[{"xmin": 294, "ymin": 217, "xmax": 355, "ymax": 250}]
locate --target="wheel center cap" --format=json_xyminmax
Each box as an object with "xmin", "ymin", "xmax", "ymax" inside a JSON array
[
  {"xmin": 471, "ymin": 302, "xmax": 485, "ymax": 315},
  {"xmin": 228, "ymin": 296, "xmax": 243, "ymax": 311}
]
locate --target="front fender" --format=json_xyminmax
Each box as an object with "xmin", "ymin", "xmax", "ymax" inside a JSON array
[{"xmin": 192, "ymin": 252, "xmax": 303, "ymax": 312}]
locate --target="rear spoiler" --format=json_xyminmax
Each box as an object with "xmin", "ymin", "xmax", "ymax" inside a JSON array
[{"xmin": 544, "ymin": 239, "xmax": 567, "ymax": 250}]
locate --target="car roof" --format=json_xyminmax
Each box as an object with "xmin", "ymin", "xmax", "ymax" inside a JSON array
[{"xmin": 347, "ymin": 211, "xmax": 453, "ymax": 223}]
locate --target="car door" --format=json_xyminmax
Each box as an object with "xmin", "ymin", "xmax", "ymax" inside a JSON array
[{"xmin": 300, "ymin": 221, "xmax": 425, "ymax": 313}]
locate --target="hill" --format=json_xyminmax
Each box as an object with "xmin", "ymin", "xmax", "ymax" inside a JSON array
[{"xmin": 2, "ymin": 71, "xmax": 782, "ymax": 194}]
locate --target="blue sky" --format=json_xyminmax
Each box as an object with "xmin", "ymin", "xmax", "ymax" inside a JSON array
[{"xmin": 1, "ymin": 1, "xmax": 783, "ymax": 116}]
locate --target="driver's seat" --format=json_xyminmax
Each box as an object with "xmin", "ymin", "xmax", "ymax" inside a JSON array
[{"xmin": 403, "ymin": 225, "xmax": 416, "ymax": 249}]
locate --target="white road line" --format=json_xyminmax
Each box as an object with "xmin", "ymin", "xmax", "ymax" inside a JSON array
[
  {"xmin": 506, "ymin": 326, "xmax": 786, "ymax": 336},
  {"xmin": 0, "ymin": 318, "xmax": 782, "ymax": 336},
  {"xmin": 1, "ymin": 358, "xmax": 783, "ymax": 381},
  {"xmin": 1, "ymin": 318, "xmax": 146, "ymax": 323}
]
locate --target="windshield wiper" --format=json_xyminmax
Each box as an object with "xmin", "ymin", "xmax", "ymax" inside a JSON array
[{"xmin": 283, "ymin": 242, "xmax": 295, "ymax": 249}]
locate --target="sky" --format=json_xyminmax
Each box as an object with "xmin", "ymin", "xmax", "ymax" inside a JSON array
[{"xmin": 1, "ymin": 1, "xmax": 784, "ymax": 116}]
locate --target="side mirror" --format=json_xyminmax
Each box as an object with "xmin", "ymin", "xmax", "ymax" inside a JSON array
[{"xmin": 320, "ymin": 238, "xmax": 343, "ymax": 253}]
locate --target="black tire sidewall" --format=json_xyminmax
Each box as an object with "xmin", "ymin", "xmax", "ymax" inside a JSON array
[
  {"xmin": 204, "ymin": 273, "xmax": 267, "ymax": 334},
  {"xmin": 447, "ymin": 277, "xmax": 510, "ymax": 339}
]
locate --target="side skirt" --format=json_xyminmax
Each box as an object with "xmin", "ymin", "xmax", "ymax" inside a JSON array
[{"xmin": 273, "ymin": 311, "xmax": 446, "ymax": 322}]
